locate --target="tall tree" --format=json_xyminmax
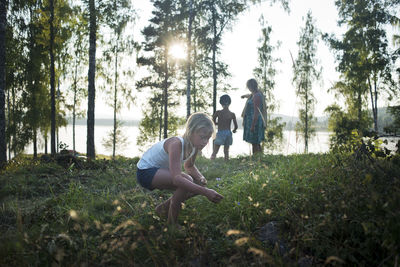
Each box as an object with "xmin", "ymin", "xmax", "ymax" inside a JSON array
[
  {"xmin": 327, "ymin": 0, "xmax": 399, "ymax": 133},
  {"xmin": 253, "ymin": 15, "xmax": 285, "ymax": 152},
  {"xmin": 201, "ymin": 0, "xmax": 289, "ymax": 114},
  {"xmin": 185, "ymin": 0, "xmax": 193, "ymax": 118},
  {"xmin": 68, "ymin": 4, "xmax": 88, "ymax": 153},
  {"xmin": 5, "ymin": 1, "xmax": 31, "ymax": 158},
  {"xmin": 202, "ymin": 0, "xmax": 245, "ymax": 114},
  {"xmin": 100, "ymin": 0, "xmax": 136, "ymax": 158},
  {"xmin": 0, "ymin": 0, "xmax": 6, "ymax": 166},
  {"xmin": 136, "ymin": 0, "xmax": 185, "ymax": 144},
  {"xmin": 292, "ymin": 11, "xmax": 321, "ymax": 153},
  {"xmin": 25, "ymin": 1, "xmax": 49, "ymax": 158},
  {"xmin": 87, "ymin": 0, "xmax": 96, "ymax": 159},
  {"xmin": 49, "ymin": 0, "xmax": 56, "ymax": 154}
]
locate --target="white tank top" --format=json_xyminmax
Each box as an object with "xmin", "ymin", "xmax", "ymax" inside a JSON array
[{"xmin": 137, "ymin": 137, "xmax": 195, "ymax": 169}]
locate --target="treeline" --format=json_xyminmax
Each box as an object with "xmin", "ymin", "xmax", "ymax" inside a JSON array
[{"xmin": 0, "ymin": 0, "xmax": 399, "ymax": 167}]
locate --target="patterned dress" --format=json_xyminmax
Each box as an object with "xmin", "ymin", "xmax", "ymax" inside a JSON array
[{"xmin": 243, "ymin": 92, "xmax": 265, "ymax": 144}]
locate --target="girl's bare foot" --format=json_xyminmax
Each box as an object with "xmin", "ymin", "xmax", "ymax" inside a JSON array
[
  {"xmin": 168, "ymin": 223, "xmax": 185, "ymax": 233},
  {"xmin": 155, "ymin": 202, "xmax": 169, "ymax": 218}
]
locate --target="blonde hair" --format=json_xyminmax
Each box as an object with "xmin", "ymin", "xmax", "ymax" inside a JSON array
[
  {"xmin": 183, "ymin": 112, "xmax": 215, "ymax": 157},
  {"xmin": 246, "ymin": 78, "xmax": 258, "ymax": 92}
]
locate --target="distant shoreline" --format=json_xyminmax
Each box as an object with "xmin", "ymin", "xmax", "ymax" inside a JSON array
[{"xmin": 67, "ymin": 114, "xmax": 329, "ymax": 131}]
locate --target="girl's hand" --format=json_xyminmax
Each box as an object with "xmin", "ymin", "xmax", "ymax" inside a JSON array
[
  {"xmin": 198, "ymin": 176, "xmax": 207, "ymax": 186},
  {"xmin": 205, "ymin": 188, "xmax": 224, "ymax": 203}
]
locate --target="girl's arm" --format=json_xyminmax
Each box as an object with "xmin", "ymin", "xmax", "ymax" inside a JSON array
[
  {"xmin": 184, "ymin": 151, "xmax": 207, "ymax": 185},
  {"xmin": 166, "ymin": 138, "xmax": 221, "ymax": 202}
]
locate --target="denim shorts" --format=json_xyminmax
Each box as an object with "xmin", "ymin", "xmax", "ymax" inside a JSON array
[
  {"xmin": 136, "ymin": 167, "xmax": 159, "ymax": 191},
  {"xmin": 214, "ymin": 130, "xmax": 233, "ymax": 146}
]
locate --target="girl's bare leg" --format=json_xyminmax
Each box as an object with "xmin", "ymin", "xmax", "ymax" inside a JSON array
[
  {"xmin": 167, "ymin": 188, "xmax": 192, "ymax": 224},
  {"xmin": 155, "ymin": 198, "xmax": 171, "ymax": 218},
  {"xmin": 151, "ymin": 169, "xmax": 196, "ymax": 224}
]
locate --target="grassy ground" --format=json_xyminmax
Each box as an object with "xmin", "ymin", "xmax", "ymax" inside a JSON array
[{"xmin": 0, "ymin": 151, "xmax": 399, "ymax": 266}]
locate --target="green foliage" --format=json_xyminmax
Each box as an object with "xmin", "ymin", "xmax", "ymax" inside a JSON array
[
  {"xmin": 136, "ymin": 0, "xmax": 186, "ymax": 143},
  {"xmin": 263, "ymin": 116, "xmax": 285, "ymax": 152},
  {"xmin": 102, "ymin": 119, "xmax": 129, "ymax": 156},
  {"xmin": 325, "ymin": 104, "xmax": 373, "ymax": 150},
  {"xmin": 384, "ymin": 105, "xmax": 400, "ymax": 135},
  {"xmin": 325, "ymin": 0, "xmax": 399, "ymax": 132},
  {"xmin": 1, "ymin": 151, "xmax": 399, "ymax": 266}
]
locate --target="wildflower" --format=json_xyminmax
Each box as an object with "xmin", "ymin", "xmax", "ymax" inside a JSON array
[
  {"xmin": 117, "ymin": 206, "xmax": 122, "ymax": 211},
  {"xmin": 265, "ymin": 209, "xmax": 272, "ymax": 215},
  {"xmin": 234, "ymin": 237, "xmax": 249, "ymax": 246},
  {"xmin": 253, "ymin": 202, "xmax": 260, "ymax": 208},
  {"xmin": 248, "ymin": 247, "xmax": 268, "ymax": 258},
  {"xmin": 130, "ymin": 242, "xmax": 138, "ymax": 250},
  {"xmin": 216, "ymin": 177, "xmax": 221, "ymax": 181},
  {"xmin": 236, "ymin": 202, "xmax": 241, "ymax": 205},
  {"xmin": 226, "ymin": 229, "xmax": 244, "ymax": 236},
  {"xmin": 69, "ymin": 210, "xmax": 78, "ymax": 220},
  {"xmin": 248, "ymin": 196, "xmax": 253, "ymax": 202}
]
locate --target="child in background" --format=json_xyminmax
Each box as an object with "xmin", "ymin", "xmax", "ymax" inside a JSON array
[
  {"xmin": 210, "ymin": 94, "xmax": 238, "ymax": 161},
  {"xmin": 136, "ymin": 112, "xmax": 224, "ymax": 226}
]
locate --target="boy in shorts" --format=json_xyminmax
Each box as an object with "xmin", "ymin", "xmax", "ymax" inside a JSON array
[{"xmin": 210, "ymin": 94, "xmax": 238, "ymax": 161}]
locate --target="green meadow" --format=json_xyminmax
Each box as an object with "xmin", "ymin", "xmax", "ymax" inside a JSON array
[{"xmin": 0, "ymin": 152, "xmax": 399, "ymax": 266}]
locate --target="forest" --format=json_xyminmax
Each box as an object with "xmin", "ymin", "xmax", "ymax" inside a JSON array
[
  {"xmin": 0, "ymin": 0, "xmax": 400, "ymax": 266},
  {"xmin": 0, "ymin": 0, "xmax": 400, "ymax": 161}
]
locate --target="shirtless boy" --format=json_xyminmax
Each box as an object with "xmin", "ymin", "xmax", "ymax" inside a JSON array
[{"xmin": 210, "ymin": 94, "xmax": 238, "ymax": 161}]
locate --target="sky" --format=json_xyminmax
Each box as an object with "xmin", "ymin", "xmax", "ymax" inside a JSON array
[{"xmin": 95, "ymin": 0, "xmax": 395, "ymax": 120}]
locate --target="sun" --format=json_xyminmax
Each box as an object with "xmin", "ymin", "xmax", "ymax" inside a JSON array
[{"xmin": 169, "ymin": 43, "xmax": 187, "ymax": 60}]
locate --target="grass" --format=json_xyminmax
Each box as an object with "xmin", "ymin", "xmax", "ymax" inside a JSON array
[{"xmin": 0, "ymin": 151, "xmax": 399, "ymax": 266}]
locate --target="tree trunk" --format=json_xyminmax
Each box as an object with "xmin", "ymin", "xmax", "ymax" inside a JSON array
[
  {"xmin": 212, "ymin": 7, "xmax": 217, "ymax": 115},
  {"xmin": 7, "ymin": 83, "xmax": 10, "ymax": 160},
  {"xmin": 367, "ymin": 76, "xmax": 378, "ymax": 133},
  {"xmin": 33, "ymin": 129, "xmax": 37, "ymax": 158},
  {"xmin": 73, "ymin": 57, "xmax": 78, "ymax": 152},
  {"xmin": 193, "ymin": 43, "xmax": 197, "ymax": 112},
  {"xmin": 113, "ymin": 43, "xmax": 118, "ymax": 158},
  {"xmin": 159, "ymin": 105, "xmax": 163, "ymax": 141},
  {"xmin": 186, "ymin": 0, "xmax": 193, "ymax": 118},
  {"xmin": 87, "ymin": 0, "xmax": 96, "ymax": 159},
  {"xmin": 0, "ymin": 0, "xmax": 6, "ymax": 166},
  {"xmin": 357, "ymin": 88, "xmax": 362, "ymax": 129},
  {"xmin": 373, "ymin": 79, "xmax": 378, "ymax": 133},
  {"xmin": 44, "ymin": 135, "xmax": 48, "ymax": 154},
  {"xmin": 163, "ymin": 48, "xmax": 169, "ymax": 139},
  {"xmin": 49, "ymin": 0, "xmax": 56, "ymax": 155},
  {"xmin": 305, "ymin": 86, "xmax": 309, "ymax": 153}
]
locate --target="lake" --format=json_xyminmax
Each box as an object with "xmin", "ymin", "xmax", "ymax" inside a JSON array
[{"xmin": 25, "ymin": 124, "xmax": 333, "ymax": 158}]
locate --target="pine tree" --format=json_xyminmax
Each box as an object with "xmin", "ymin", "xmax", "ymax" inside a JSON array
[{"xmin": 292, "ymin": 11, "xmax": 321, "ymax": 153}]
